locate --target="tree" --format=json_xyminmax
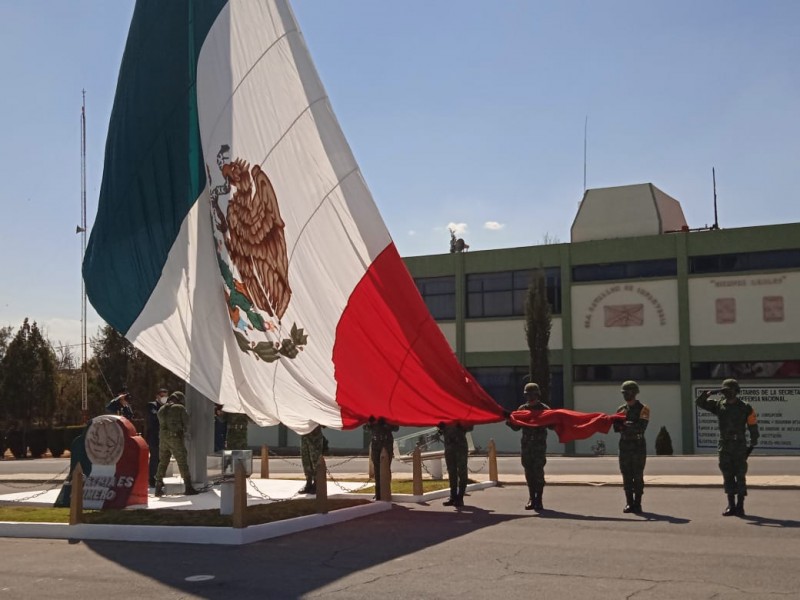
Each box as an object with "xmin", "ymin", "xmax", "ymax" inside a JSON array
[
  {"xmin": 524, "ymin": 269, "xmax": 552, "ymax": 405},
  {"xmin": 88, "ymin": 324, "xmax": 185, "ymax": 425},
  {"xmin": 0, "ymin": 318, "xmax": 57, "ymax": 430},
  {"xmin": 53, "ymin": 341, "xmax": 83, "ymax": 426}
]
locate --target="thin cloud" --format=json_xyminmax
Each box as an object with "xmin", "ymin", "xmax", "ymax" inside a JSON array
[{"xmin": 484, "ymin": 221, "xmax": 505, "ymax": 231}]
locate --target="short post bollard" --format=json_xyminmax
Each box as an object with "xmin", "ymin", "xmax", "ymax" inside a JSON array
[
  {"xmin": 412, "ymin": 447, "xmax": 423, "ymax": 497},
  {"xmin": 315, "ymin": 456, "xmax": 328, "ymax": 514},
  {"xmin": 488, "ymin": 439, "xmax": 498, "ymax": 483},
  {"xmin": 260, "ymin": 444, "xmax": 269, "ymax": 479},
  {"xmin": 69, "ymin": 464, "xmax": 84, "ymax": 526},
  {"xmin": 232, "ymin": 459, "xmax": 247, "ymax": 528}
]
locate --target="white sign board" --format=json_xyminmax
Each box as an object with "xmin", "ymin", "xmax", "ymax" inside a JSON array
[{"xmin": 694, "ymin": 385, "xmax": 800, "ymax": 450}]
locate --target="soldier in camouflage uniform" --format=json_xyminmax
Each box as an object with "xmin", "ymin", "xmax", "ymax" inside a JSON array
[
  {"xmin": 696, "ymin": 378, "xmax": 759, "ymax": 516},
  {"xmin": 506, "ymin": 382, "xmax": 550, "ymax": 511},
  {"xmin": 614, "ymin": 381, "xmax": 650, "ymax": 513},
  {"xmin": 366, "ymin": 417, "xmax": 399, "ymax": 500},
  {"xmin": 299, "ymin": 425, "xmax": 325, "ymax": 494},
  {"xmin": 154, "ymin": 391, "xmax": 198, "ymax": 497},
  {"xmin": 438, "ymin": 422, "xmax": 472, "ymax": 507}
]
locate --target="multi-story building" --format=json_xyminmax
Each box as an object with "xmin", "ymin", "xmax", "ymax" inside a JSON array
[{"xmin": 251, "ymin": 183, "xmax": 800, "ymax": 455}]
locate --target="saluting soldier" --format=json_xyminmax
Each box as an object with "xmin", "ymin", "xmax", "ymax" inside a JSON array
[
  {"xmin": 438, "ymin": 422, "xmax": 473, "ymax": 507},
  {"xmin": 614, "ymin": 381, "xmax": 650, "ymax": 513},
  {"xmin": 696, "ymin": 379, "xmax": 759, "ymax": 516},
  {"xmin": 366, "ymin": 416, "xmax": 399, "ymax": 500},
  {"xmin": 506, "ymin": 382, "xmax": 550, "ymax": 511},
  {"xmin": 154, "ymin": 391, "xmax": 199, "ymax": 497}
]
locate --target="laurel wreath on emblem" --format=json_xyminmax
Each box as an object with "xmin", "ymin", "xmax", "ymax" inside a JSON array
[{"xmin": 207, "ymin": 145, "xmax": 308, "ymax": 363}]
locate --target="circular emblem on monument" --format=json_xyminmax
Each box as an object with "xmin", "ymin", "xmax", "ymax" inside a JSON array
[{"xmin": 85, "ymin": 415, "xmax": 125, "ymax": 465}]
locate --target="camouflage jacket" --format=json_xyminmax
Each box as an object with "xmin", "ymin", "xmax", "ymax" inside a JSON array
[
  {"xmin": 696, "ymin": 396, "xmax": 759, "ymax": 444},
  {"xmin": 157, "ymin": 402, "xmax": 189, "ymax": 436},
  {"xmin": 438, "ymin": 423, "xmax": 472, "ymax": 449},
  {"xmin": 614, "ymin": 401, "xmax": 650, "ymax": 441},
  {"xmin": 511, "ymin": 401, "xmax": 551, "ymax": 445}
]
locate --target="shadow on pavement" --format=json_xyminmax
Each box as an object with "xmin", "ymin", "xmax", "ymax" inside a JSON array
[
  {"xmin": 533, "ymin": 509, "xmax": 632, "ymax": 523},
  {"xmin": 742, "ymin": 514, "xmax": 800, "ymax": 528},
  {"xmin": 636, "ymin": 510, "xmax": 691, "ymax": 524},
  {"xmin": 82, "ymin": 504, "xmax": 527, "ymax": 599}
]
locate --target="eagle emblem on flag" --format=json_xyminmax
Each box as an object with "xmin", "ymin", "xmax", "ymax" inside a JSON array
[{"xmin": 208, "ymin": 145, "xmax": 307, "ymax": 361}]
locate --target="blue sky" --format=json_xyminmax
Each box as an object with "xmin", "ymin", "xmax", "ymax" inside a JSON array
[{"xmin": 1, "ymin": 0, "xmax": 799, "ymax": 350}]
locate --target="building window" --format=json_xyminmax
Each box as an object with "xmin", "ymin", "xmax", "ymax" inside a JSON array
[
  {"xmin": 469, "ymin": 366, "xmax": 564, "ymax": 412},
  {"xmin": 689, "ymin": 249, "xmax": 800, "ymax": 275},
  {"xmin": 415, "ymin": 276, "xmax": 456, "ymax": 320},
  {"xmin": 573, "ymin": 364, "xmax": 680, "ymax": 382},
  {"xmin": 691, "ymin": 361, "xmax": 800, "ymax": 380},
  {"xmin": 467, "ymin": 268, "xmax": 561, "ymax": 318},
  {"xmin": 572, "ymin": 258, "xmax": 677, "ymax": 283}
]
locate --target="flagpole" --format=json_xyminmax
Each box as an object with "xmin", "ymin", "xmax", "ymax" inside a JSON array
[{"xmin": 80, "ymin": 91, "xmax": 88, "ymax": 423}]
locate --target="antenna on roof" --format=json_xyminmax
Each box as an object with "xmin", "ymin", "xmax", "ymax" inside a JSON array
[
  {"xmin": 712, "ymin": 167, "xmax": 719, "ymax": 230},
  {"xmin": 583, "ymin": 115, "xmax": 588, "ymax": 192}
]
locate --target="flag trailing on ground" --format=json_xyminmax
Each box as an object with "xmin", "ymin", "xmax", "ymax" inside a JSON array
[
  {"xmin": 84, "ymin": 0, "xmax": 504, "ymax": 434},
  {"xmin": 509, "ymin": 409, "xmax": 627, "ymax": 443}
]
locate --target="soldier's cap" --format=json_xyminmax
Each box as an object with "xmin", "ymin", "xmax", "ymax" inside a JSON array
[
  {"xmin": 158, "ymin": 387, "xmax": 169, "ymax": 394},
  {"xmin": 168, "ymin": 391, "xmax": 185, "ymax": 403},
  {"xmin": 523, "ymin": 383, "xmax": 541, "ymax": 395},
  {"xmin": 721, "ymin": 378, "xmax": 740, "ymax": 391},
  {"xmin": 621, "ymin": 380, "xmax": 640, "ymax": 393}
]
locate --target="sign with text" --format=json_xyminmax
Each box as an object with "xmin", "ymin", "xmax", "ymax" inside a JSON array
[{"xmin": 694, "ymin": 385, "xmax": 800, "ymax": 450}]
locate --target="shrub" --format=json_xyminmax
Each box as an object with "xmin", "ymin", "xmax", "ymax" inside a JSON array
[
  {"xmin": 63, "ymin": 425, "xmax": 86, "ymax": 453},
  {"xmin": 7, "ymin": 430, "xmax": 27, "ymax": 459},
  {"xmin": 47, "ymin": 428, "xmax": 67, "ymax": 458},
  {"xmin": 655, "ymin": 426, "xmax": 674, "ymax": 455},
  {"xmin": 27, "ymin": 429, "xmax": 48, "ymax": 458}
]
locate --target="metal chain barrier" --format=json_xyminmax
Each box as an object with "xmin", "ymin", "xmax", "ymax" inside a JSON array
[
  {"xmin": 0, "ymin": 463, "xmax": 71, "ymax": 490},
  {"xmin": 467, "ymin": 455, "xmax": 488, "ymax": 474}
]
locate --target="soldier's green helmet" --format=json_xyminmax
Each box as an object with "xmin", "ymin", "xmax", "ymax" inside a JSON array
[
  {"xmin": 169, "ymin": 391, "xmax": 185, "ymax": 403},
  {"xmin": 621, "ymin": 380, "xmax": 640, "ymax": 393},
  {"xmin": 721, "ymin": 378, "xmax": 740, "ymax": 392},
  {"xmin": 523, "ymin": 383, "xmax": 541, "ymax": 396}
]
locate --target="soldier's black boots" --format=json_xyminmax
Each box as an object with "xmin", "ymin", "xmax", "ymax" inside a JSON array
[
  {"xmin": 735, "ymin": 494, "xmax": 745, "ymax": 516},
  {"xmin": 299, "ymin": 477, "xmax": 314, "ymax": 495},
  {"xmin": 154, "ymin": 482, "xmax": 164, "ymax": 497},
  {"xmin": 185, "ymin": 483, "xmax": 199, "ymax": 496},
  {"xmin": 722, "ymin": 494, "xmax": 737, "ymax": 516},
  {"xmin": 453, "ymin": 486, "xmax": 466, "ymax": 507},
  {"xmin": 623, "ymin": 491, "xmax": 635, "ymax": 513},
  {"xmin": 533, "ymin": 490, "xmax": 544, "ymax": 511},
  {"xmin": 632, "ymin": 492, "xmax": 642, "ymax": 514},
  {"xmin": 443, "ymin": 485, "xmax": 458, "ymax": 506}
]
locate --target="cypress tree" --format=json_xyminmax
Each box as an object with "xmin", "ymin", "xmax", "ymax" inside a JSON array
[{"xmin": 524, "ymin": 269, "xmax": 552, "ymax": 405}]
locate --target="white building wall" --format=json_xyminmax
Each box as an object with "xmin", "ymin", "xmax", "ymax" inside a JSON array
[
  {"xmin": 689, "ymin": 272, "xmax": 800, "ymax": 346},
  {"xmin": 572, "ymin": 279, "xmax": 679, "ymax": 348},
  {"xmin": 572, "ymin": 384, "xmax": 683, "ymax": 456},
  {"xmin": 438, "ymin": 322, "xmax": 457, "ymax": 351},
  {"xmin": 465, "ymin": 317, "xmax": 563, "ymax": 352}
]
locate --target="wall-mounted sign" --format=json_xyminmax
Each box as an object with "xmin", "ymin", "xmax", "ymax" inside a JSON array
[
  {"xmin": 694, "ymin": 385, "xmax": 800, "ymax": 451},
  {"xmin": 584, "ymin": 284, "xmax": 666, "ymax": 328}
]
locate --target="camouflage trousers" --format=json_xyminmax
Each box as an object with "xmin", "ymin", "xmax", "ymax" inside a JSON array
[
  {"xmin": 155, "ymin": 433, "xmax": 191, "ymax": 484},
  {"xmin": 371, "ymin": 441, "xmax": 393, "ymax": 499},
  {"xmin": 521, "ymin": 441, "xmax": 547, "ymax": 494},
  {"xmin": 719, "ymin": 441, "xmax": 748, "ymax": 495},
  {"xmin": 301, "ymin": 432, "xmax": 324, "ymax": 480},
  {"xmin": 444, "ymin": 442, "xmax": 469, "ymax": 492},
  {"xmin": 619, "ymin": 439, "xmax": 647, "ymax": 495}
]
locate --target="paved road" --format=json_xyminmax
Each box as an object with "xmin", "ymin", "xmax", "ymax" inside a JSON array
[{"xmin": 1, "ymin": 486, "xmax": 798, "ymax": 599}]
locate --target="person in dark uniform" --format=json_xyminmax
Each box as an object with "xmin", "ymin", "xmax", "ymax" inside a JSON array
[
  {"xmin": 614, "ymin": 380, "xmax": 650, "ymax": 513},
  {"xmin": 299, "ymin": 425, "xmax": 324, "ymax": 495},
  {"xmin": 145, "ymin": 387, "xmax": 169, "ymax": 487},
  {"xmin": 365, "ymin": 416, "xmax": 399, "ymax": 500},
  {"xmin": 438, "ymin": 421, "xmax": 473, "ymax": 507},
  {"xmin": 213, "ymin": 404, "xmax": 228, "ymax": 453},
  {"xmin": 506, "ymin": 382, "xmax": 550, "ymax": 511},
  {"xmin": 696, "ymin": 378, "xmax": 759, "ymax": 516},
  {"xmin": 106, "ymin": 388, "xmax": 134, "ymax": 421}
]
